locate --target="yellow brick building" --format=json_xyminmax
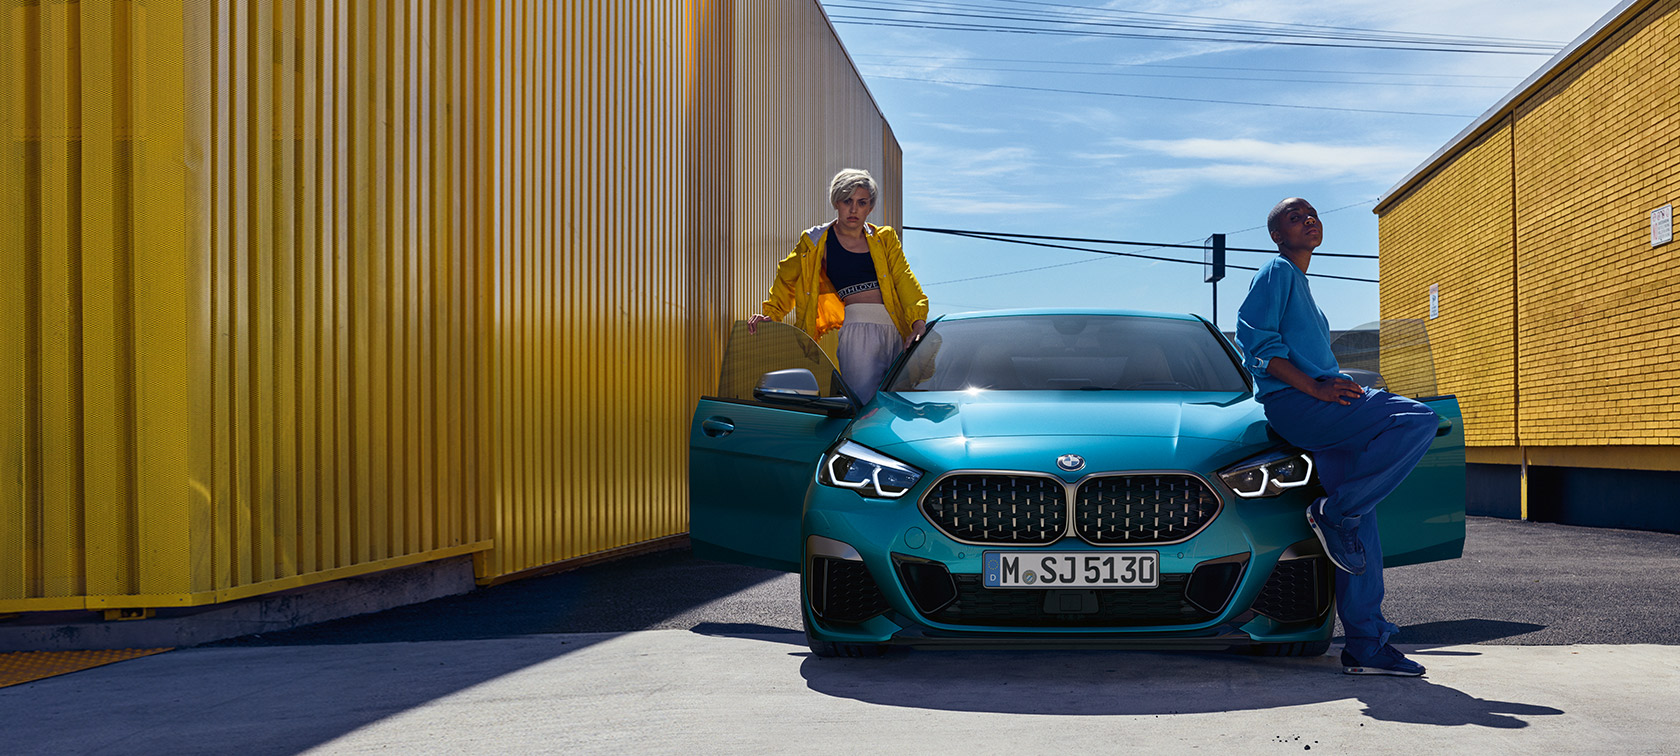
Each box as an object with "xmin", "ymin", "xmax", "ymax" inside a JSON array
[{"xmin": 1375, "ymin": 0, "xmax": 1680, "ymax": 531}]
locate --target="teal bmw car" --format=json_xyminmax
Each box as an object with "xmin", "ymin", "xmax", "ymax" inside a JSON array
[{"xmin": 690, "ymin": 310, "xmax": 1464, "ymax": 657}]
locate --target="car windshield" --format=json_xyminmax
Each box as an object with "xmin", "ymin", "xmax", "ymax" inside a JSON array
[{"xmin": 887, "ymin": 314, "xmax": 1249, "ymax": 393}]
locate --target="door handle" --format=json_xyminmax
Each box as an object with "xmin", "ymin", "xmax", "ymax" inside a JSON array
[
  {"xmin": 1436, "ymin": 418, "xmax": 1453, "ymax": 437},
  {"xmin": 702, "ymin": 417, "xmax": 735, "ymax": 438}
]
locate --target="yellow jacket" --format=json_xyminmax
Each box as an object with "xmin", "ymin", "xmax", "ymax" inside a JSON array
[{"xmin": 761, "ymin": 222, "xmax": 929, "ymax": 340}]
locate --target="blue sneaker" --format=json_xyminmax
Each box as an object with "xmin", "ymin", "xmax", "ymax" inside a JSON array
[
  {"xmin": 1342, "ymin": 644, "xmax": 1425, "ymax": 676},
  {"xmin": 1306, "ymin": 497, "xmax": 1365, "ymax": 575}
]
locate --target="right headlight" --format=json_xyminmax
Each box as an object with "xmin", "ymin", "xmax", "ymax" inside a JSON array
[
  {"xmin": 1218, "ymin": 449, "xmax": 1315, "ymax": 498},
  {"xmin": 818, "ymin": 440, "xmax": 923, "ymax": 499}
]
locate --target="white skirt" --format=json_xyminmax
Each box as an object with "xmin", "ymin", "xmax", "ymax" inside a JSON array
[{"xmin": 837, "ymin": 303, "xmax": 901, "ymax": 404}]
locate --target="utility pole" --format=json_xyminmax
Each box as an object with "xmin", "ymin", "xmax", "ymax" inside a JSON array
[{"xmin": 1204, "ymin": 234, "xmax": 1225, "ymax": 327}]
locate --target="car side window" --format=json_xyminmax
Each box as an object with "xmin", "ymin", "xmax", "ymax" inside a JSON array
[
  {"xmin": 711, "ymin": 320, "xmax": 849, "ymax": 403},
  {"xmin": 1330, "ymin": 320, "xmax": 1439, "ymax": 399}
]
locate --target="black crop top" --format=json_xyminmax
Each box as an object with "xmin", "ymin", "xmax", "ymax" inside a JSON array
[{"xmin": 825, "ymin": 229, "xmax": 880, "ymax": 299}]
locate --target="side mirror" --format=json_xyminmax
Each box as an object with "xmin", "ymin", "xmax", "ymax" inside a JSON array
[
  {"xmin": 754, "ymin": 368, "xmax": 854, "ymax": 416},
  {"xmin": 1342, "ymin": 368, "xmax": 1386, "ymax": 390}
]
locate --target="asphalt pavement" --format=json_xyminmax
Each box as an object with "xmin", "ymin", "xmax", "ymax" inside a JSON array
[
  {"xmin": 202, "ymin": 515, "xmax": 1680, "ymax": 646},
  {"xmin": 3, "ymin": 517, "xmax": 1678, "ymax": 754}
]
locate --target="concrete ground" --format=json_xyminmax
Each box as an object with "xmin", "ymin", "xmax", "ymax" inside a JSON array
[{"xmin": 3, "ymin": 517, "xmax": 1678, "ymax": 754}]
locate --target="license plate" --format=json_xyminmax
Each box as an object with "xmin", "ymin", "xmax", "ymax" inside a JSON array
[{"xmin": 983, "ymin": 551, "xmax": 1159, "ymax": 589}]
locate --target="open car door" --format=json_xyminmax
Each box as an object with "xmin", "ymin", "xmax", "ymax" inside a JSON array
[
  {"xmin": 1332, "ymin": 320, "xmax": 1467, "ymax": 567},
  {"xmin": 689, "ymin": 321, "xmax": 855, "ymax": 572}
]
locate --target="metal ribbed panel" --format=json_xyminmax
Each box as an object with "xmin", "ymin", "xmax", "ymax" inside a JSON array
[
  {"xmin": 194, "ymin": 0, "xmax": 485, "ymax": 593},
  {"xmin": 3, "ymin": 1, "xmax": 199, "ymax": 608},
  {"xmin": 1, "ymin": 0, "xmax": 491, "ymax": 611},
  {"xmin": 1, "ymin": 0, "xmax": 901, "ymax": 611}
]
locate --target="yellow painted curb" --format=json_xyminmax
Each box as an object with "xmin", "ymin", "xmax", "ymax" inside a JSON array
[{"xmin": 0, "ymin": 648, "xmax": 173, "ymax": 688}]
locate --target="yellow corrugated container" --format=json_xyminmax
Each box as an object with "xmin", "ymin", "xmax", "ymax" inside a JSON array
[{"xmin": 1, "ymin": 0, "xmax": 900, "ymax": 612}]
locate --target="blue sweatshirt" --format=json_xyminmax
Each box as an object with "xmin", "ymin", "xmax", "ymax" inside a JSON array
[{"xmin": 1235, "ymin": 256, "xmax": 1342, "ymax": 398}]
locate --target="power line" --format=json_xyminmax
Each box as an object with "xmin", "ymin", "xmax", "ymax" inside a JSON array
[
  {"xmin": 857, "ymin": 53, "xmax": 1527, "ymax": 81},
  {"xmin": 830, "ymin": 1, "xmax": 1564, "ymax": 50},
  {"xmin": 911, "ymin": 201, "xmax": 1382, "ymax": 287},
  {"xmin": 1218, "ymin": 199, "xmax": 1379, "ymax": 238},
  {"xmin": 928, "ymin": 256, "xmax": 1109, "ymax": 286},
  {"xmin": 909, "ymin": 226, "xmax": 1377, "ymax": 258},
  {"xmin": 985, "ymin": 0, "xmax": 1566, "ymax": 46},
  {"xmin": 824, "ymin": 5, "xmax": 1560, "ymax": 55},
  {"xmin": 859, "ymin": 62, "xmax": 1510, "ymax": 90},
  {"xmin": 865, "ymin": 75, "xmax": 1476, "ymax": 118},
  {"xmin": 831, "ymin": 1, "xmax": 1552, "ymax": 48},
  {"xmin": 908, "ymin": 227, "xmax": 1379, "ymax": 283},
  {"xmin": 830, "ymin": 17, "xmax": 1557, "ymax": 55}
]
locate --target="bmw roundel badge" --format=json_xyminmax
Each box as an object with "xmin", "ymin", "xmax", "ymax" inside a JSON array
[{"xmin": 1057, "ymin": 454, "xmax": 1085, "ymax": 472}]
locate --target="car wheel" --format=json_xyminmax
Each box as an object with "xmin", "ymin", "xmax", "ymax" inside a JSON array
[
  {"xmin": 804, "ymin": 619, "xmax": 888, "ymax": 658},
  {"xmin": 1249, "ymin": 639, "xmax": 1332, "ymax": 657}
]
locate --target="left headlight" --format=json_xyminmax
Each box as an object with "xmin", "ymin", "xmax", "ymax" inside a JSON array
[
  {"xmin": 1218, "ymin": 448, "xmax": 1314, "ymax": 499},
  {"xmin": 819, "ymin": 440, "xmax": 923, "ymax": 499}
]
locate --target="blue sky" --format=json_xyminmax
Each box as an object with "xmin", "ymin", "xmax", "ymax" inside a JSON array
[{"xmin": 820, "ymin": 0, "xmax": 1619, "ymax": 329}]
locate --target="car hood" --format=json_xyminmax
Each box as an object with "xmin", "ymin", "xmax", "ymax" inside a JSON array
[
  {"xmin": 859, "ymin": 389, "xmax": 1265, "ymax": 441},
  {"xmin": 849, "ymin": 390, "xmax": 1277, "ymax": 478}
]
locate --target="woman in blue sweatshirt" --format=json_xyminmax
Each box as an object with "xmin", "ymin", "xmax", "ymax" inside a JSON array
[{"xmin": 1235, "ymin": 197, "xmax": 1439, "ymax": 677}]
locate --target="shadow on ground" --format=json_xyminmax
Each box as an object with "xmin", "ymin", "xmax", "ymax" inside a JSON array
[
  {"xmin": 689, "ymin": 619, "xmax": 1563, "ymax": 727},
  {"xmin": 0, "ymin": 546, "xmax": 798, "ymax": 755},
  {"xmin": 790, "ymin": 647, "xmax": 1562, "ymax": 727},
  {"xmin": 209, "ymin": 545, "xmax": 797, "ymax": 646},
  {"xmin": 1393, "ymin": 618, "xmax": 1547, "ymax": 646}
]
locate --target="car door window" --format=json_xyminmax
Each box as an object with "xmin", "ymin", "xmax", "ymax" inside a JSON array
[
  {"xmin": 712, "ymin": 320, "xmax": 849, "ymax": 404},
  {"xmin": 1331, "ymin": 320, "xmax": 1438, "ymax": 398}
]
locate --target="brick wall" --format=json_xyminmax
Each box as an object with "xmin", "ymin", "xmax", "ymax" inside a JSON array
[
  {"xmin": 1378, "ymin": 0, "xmax": 1680, "ymax": 453},
  {"xmin": 1379, "ymin": 123, "xmax": 1517, "ymax": 448},
  {"xmin": 1512, "ymin": 0, "xmax": 1680, "ymax": 446}
]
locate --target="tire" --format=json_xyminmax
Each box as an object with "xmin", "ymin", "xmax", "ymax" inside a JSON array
[{"xmin": 1249, "ymin": 639, "xmax": 1332, "ymax": 657}]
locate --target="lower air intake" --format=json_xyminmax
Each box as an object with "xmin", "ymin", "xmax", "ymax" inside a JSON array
[
  {"xmin": 1253, "ymin": 555, "xmax": 1331, "ymax": 624},
  {"xmin": 928, "ymin": 574, "xmax": 1212, "ymax": 627},
  {"xmin": 810, "ymin": 557, "xmax": 890, "ymax": 623}
]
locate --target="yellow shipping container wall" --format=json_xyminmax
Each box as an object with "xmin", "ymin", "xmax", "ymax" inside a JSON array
[
  {"xmin": 1, "ymin": 0, "xmax": 900, "ymax": 612},
  {"xmin": 3, "ymin": 1, "xmax": 201, "ymax": 610},
  {"xmin": 194, "ymin": 0, "xmax": 491, "ymax": 587}
]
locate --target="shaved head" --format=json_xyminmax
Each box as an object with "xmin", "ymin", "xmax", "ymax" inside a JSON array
[{"xmin": 1267, "ymin": 197, "xmax": 1309, "ymax": 236}]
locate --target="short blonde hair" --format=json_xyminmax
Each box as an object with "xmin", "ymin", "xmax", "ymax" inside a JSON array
[{"xmin": 828, "ymin": 168, "xmax": 878, "ymax": 206}]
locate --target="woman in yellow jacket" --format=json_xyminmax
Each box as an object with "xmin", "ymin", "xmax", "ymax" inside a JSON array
[{"xmin": 748, "ymin": 168, "xmax": 928, "ymax": 404}]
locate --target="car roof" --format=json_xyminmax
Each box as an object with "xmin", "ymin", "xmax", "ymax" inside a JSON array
[{"xmin": 934, "ymin": 308, "xmax": 1208, "ymax": 324}]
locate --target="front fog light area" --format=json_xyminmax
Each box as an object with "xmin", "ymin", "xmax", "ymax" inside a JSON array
[
  {"xmin": 820, "ymin": 440, "xmax": 922, "ymax": 499},
  {"xmin": 1219, "ymin": 449, "xmax": 1314, "ymax": 498}
]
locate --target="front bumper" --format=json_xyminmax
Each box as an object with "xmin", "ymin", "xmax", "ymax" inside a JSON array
[{"xmin": 800, "ymin": 483, "xmax": 1333, "ymax": 650}]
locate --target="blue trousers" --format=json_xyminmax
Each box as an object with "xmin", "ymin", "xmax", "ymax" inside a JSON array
[{"xmin": 1259, "ymin": 386, "xmax": 1438, "ymax": 657}]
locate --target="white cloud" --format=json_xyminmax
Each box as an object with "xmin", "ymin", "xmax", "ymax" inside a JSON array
[
  {"xmin": 912, "ymin": 193, "xmax": 1070, "ymax": 215},
  {"xmin": 1082, "ymin": 137, "xmax": 1428, "ymax": 200},
  {"xmin": 1030, "ymin": 106, "xmax": 1129, "ymax": 132},
  {"xmin": 1112, "ymin": 0, "xmax": 1616, "ymax": 81},
  {"xmin": 848, "ymin": 31, "xmax": 1002, "ymax": 89},
  {"xmin": 921, "ymin": 122, "xmax": 1009, "ymax": 136},
  {"xmin": 902, "ymin": 142, "xmax": 1040, "ymax": 178},
  {"xmin": 1131, "ymin": 138, "xmax": 1419, "ymax": 177},
  {"xmin": 898, "ymin": 140, "xmax": 1070, "ymax": 215}
]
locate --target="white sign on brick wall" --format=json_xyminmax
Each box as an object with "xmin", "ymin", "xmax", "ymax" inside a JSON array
[
  {"xmin": 1655, "ymin": 204, "xmax": 1673, "ymax": 247},
  {"xmin": 1429, "ymin": 283, "xmax": 1439, "ymax": 319}
]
